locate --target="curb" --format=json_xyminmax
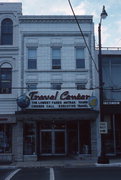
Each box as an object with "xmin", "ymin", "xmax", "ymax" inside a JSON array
[
  {"xmin": 0, "ymin": 165, "xmax": 16, "ymax": 169},
  {"xmin": 1, "ymin": 163, "xmax": 121, "ymax": 169},
  {"xmin": 95, "ymin": 163, "xmax": 121, "ymax": 167}
]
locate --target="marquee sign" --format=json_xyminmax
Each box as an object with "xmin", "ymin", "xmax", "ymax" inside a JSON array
[{"xmin": 17, "ymin": 90, "xmax": 98, "ymax": 110}]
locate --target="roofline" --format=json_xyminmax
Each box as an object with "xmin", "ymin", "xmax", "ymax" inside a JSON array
[{"xmin": 19, "ymin": 15, "xmax": 93, "ymax": 23}]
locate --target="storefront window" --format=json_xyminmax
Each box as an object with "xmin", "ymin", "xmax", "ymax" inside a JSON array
[
  {"xmin": 67, "ymin": 121, "xmax": 78, "ymax": 155},
  {"xmin": 23, "ymin": 122, "xmax": 36, "ymax": 155},
  {"xmin": 105, "ymin": 115, "xmax": 121, "ymax": 155},
  {"xmin": 105, "ymin": 115, "xmax": 115, "ymax": 155},
  {"xmin": 79, "ymin": 121, "xmax": 91, "ymax": 154},
  {"xmin": 0, "ymin": 124, "xmax": 12, "ymax": 153}
]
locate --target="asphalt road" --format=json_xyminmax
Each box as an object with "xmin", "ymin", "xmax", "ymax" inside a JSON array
[
  {"xmin": 0, "ymin": 169, "xmax": 14, "ymax": 180},
  {"xmin": 55, "ymin": 167, "xmax": 121, "ymax": 180},
  {"xmin": 1, "ymin": 167, "xmax": 121, "ymax": 180}
]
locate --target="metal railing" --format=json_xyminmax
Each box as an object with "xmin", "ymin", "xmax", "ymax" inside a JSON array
[{"xmin": 96, "ymin": 47, "xmax": 121, "ymax": 50}]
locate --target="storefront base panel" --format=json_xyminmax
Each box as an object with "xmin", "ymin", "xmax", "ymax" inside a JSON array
[
  {"xmin": 14, "ymin": 109, "xmax": 99, "ymax": 162},
  {"xmin": 24, "ymin": 155, "xmax": 37, "ymax": 161},
  {"xmin": 0, "ymin": 154, "xmax": 13, "ymax": 162}
]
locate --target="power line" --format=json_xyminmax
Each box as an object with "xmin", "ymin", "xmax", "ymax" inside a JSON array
[
  {"xmin": 68, "ymin": 0, "xmax": 98, "ymax": 73},
  {"xmin": 2, "ymin": 86, "xmax": 121, "ymax": 90}
]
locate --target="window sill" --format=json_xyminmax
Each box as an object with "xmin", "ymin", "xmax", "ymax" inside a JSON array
[{"xmin": 25, "ymin": 69, "xmax": 89, "ymax": 72}]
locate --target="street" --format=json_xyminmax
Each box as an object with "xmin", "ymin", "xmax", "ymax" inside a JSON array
[{"xmin": 0, "ymin": 167, "xmax": 121, "ymax": 180}]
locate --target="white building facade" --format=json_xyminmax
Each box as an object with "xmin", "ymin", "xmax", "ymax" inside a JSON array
[{"xmin": 0, "ymin": 3, "xmax": 99, "ymax": 162}]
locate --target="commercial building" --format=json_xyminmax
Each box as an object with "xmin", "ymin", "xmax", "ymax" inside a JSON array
[
  {"xmin": 101, "ymin": 49, "xmax": 121, "ymax": 156},
  {"xmin": 0, "ymin": 3, "xmax": 99, "ymax": 162}
]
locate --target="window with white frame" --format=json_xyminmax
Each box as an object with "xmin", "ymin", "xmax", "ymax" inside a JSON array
[
  {"xmin": 76, "ymin": 48, "xmax": 85, "ymax": 68},
  {"xmin": 28, "ymin": 48, "xmax": 37, "ymax": 69},
  {"xmin": 1, "ymin": 18, "xmax": 13, "ymax": 45},
  {"xmin": 52, "ymin": 48, "xmax": 61, "ymax": 69},
  {"xmin": 0, "ymin": 63, "xmax": 12, "ymax": 94},
  {"xmin": 51, "ymin": 83, "xmax": 61, "ymax": 90}
]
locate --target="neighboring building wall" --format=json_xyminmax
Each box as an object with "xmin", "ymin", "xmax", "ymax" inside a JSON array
[
  {"xmin": 0, "ymin": 3, "xmax": 22, "ymax": 161},
  {"xmin": 102, "ymin": 51, "xmax": 121, "ymax": 101},
  {"xmin": 101, "ymin": 49, "xmax": 121, "ymax": 156}
]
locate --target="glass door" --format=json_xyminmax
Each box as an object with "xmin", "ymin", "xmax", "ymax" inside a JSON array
[
  {"xmin": 54, "ymin": 131, "xmax": 65, "ymax": 154},
  {"xmin": 40, "ymin": 130, "xmax": 66, "ymax": 155},
  {"xmin": 41, "ymin": 131, "xmax": 52, "ymax": 154}
]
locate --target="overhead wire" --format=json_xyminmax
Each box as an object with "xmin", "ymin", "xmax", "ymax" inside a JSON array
[
  {"xmin": 68, "ymin": 0, "xmax": 121, "ymax": 94},
  {"xmin": 68, "ymin": 0, "xmax": 98, "ymax": 73}
]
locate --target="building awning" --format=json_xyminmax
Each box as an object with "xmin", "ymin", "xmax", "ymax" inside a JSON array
[
  {"xmin": 15, "ymin": 109, "xmax": 99, "ymax": 121},
  {"xmin": 0, "ymin": 114, "xmax": 16, "ymax": 123}
]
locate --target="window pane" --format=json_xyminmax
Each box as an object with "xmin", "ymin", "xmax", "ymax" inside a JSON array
[
  {"xmin": 52, "ymin": 48, "xmax": 61, "ymax": 69},
  {"xmin": 28, "ymin": 49, "xmax": 37, "ymax": 59},
  {"xmin": 28, "ymin": 49, "xmax": 37, "ymax": 69},
  {"xmin": 76, "ymin": 48, "xmax": 84, "ymax": 59},
  {"xmin": 52, "ymin": 48, "xmax": 61, "ymax": 59},
  {"xmin": 27, "ymin": 83, "xmax": 37, "ymax": 91},
  {"xmin": 28, "ymin": 59, "xmax": 37, "ymax": 69},
  {"xmin": 1, "ymin": 18, "xmax": 13, "ymax": 45},
  {"xmin": 51, "ymin": 83, "xmax": 61, "ymax": 90},
  {"xmin": 0, "ymin": 124, "xmax": 12, "ymax": 153},
  {"xmin": 76, "ymin": 59, "xmax": 85, "ymax": 68},
  {"xmin": 23, "ymin": 123, "xmax": 36, "ymax": 155},
  {"xmin": 76, "ymin": 48, "xmax": 85, "ymax": 68},
  {"xmin": 0, "ymin": 68, "xmax": 12, "ymax": 94},
  {"xmin": 76, "ymin": 83, "xmax": 86, "ymax": 90}
]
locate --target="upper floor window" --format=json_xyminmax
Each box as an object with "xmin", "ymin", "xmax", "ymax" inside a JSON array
[
  {"xmin": 52, "ymin": 48, "xmax": 61, "ymax": 69},
  {"xmin": 76, "ymin": 48, "xmax": 85, "ymax": 68},
  {"xmin": 0, "ymin": 64, "xmax": 12, "ymax": 94},
  {"xmin": 1, "ymin": 18, "xmax": 13, "ymax": 45},
  {"xmin": 28, "ymin": 48, "xmax": 37, "ymax": 69}
]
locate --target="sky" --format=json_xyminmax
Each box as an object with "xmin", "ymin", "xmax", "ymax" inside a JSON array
[{"xmin": 0, "ymin": 0, "xmax": 121, "ymax": 47}]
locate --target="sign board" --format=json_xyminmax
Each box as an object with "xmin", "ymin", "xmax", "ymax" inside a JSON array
[
  {"xmin": 17, "ymin": 90, "xmax": 98, "ymax": 110},
  {"xmin": 104, "ymin": 101, "xmax": 120, "ymax": 105},
  {"xmin": 99, "ymin": 122, "xmax": 108, "ymax": 134}
]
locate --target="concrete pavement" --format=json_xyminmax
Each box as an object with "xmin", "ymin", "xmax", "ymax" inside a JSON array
[{"xmin": 0, "ymin": 157, "xmax": 121, "ymax": 169}]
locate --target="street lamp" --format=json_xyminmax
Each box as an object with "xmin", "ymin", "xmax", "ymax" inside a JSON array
[{"xmin": 97, "ymin": 6, "xmax": 109, "ymax": 164}]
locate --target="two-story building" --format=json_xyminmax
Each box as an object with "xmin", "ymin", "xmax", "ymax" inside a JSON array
[{"xmin": 0, "ymin": 3, "xmax": 99, "ymax": 162}]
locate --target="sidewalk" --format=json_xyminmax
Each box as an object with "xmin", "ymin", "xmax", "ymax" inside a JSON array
[{"xmin": 0, "ymin": 158, "xmax": 121, "ymax": 169}]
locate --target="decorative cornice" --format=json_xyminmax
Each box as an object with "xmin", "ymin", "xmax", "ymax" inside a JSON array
[
  {"xmin": 19, "ymin": 15, "xmax": 93, "ymax": 24},
  {"xmin": 21, "ymin": 31, "xmax": 89, "ymax": 37},
  {"xmin": 25, "ymin": 69, "xmax": 89, "ymax": 73},
  {"xmin": 0, "ymin": 46, "xmax": 18, "ymax": 51}
]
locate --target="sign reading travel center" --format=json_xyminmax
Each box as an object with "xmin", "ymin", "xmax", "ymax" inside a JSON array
[{"xmin": 25, "ymin": 90, "xmax": 97, "ymax": 110}]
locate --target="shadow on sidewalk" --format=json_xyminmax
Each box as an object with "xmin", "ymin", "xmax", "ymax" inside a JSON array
[{"xmin": 0, "ymin": 161, "xmax": 12, "ymax": 165}]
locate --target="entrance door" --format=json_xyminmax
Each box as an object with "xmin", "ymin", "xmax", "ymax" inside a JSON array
[
  {"xmin": 55, "ymin": 131, "xmax": 65, "ymax": 154},
  {"xmin": 41, "ymin": 131, "xmax": 52, "ymax": 154},
  {"xmin": 40, "ymin": 130, "xmax": 65, "ymax": 155}
]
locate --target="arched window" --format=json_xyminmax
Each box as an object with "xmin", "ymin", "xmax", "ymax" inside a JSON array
[
  {"xmin": 0, "ymin": 63, "xmax": 12, "ymax": 94},
  {"xmin": 1, "ymin": 18, "xmax": 13, "ymax": 45}
]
